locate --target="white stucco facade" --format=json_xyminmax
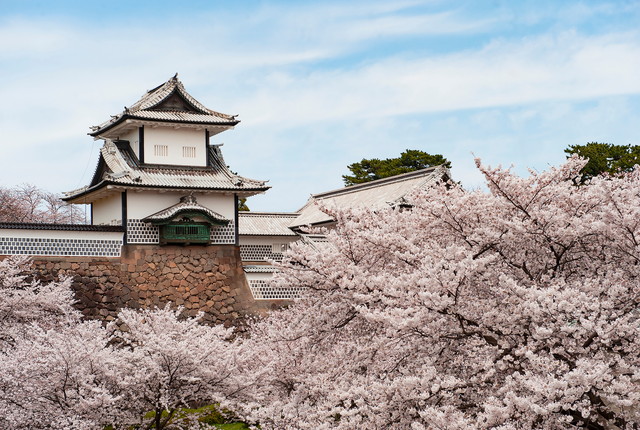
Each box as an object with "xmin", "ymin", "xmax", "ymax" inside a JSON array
[
  {"xmin": 125, "ymin": 191, "xmax": 235, "ymax": 220},
  {"xmin": 0, "ymin": 228, "xmax": 123, "ymax": 257},
  {"xmin": 92, "ymin": 193, "xmax": 122, "ymax": 225},
  {"xmin": 239, "ymin": 235, "xmax": 298, "ymax": 264},
  {"xmin": 143, "ymin": 127, "xmax": 207, "ymax": 166},
  {"xmin": 0, "ymin": 229, "xmax": 122, "ymax": 241},
  {"xmin": 238, "ymin": 235, "xmax": 298, "ymax": 247},
  {"xmin": 119, "ymin": 128, "xmax": 140, "ymax": 158}
]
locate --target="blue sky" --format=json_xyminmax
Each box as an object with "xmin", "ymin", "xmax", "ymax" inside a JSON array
[{"xmin": 1, "ymin": 0, "xmax": 639, "ymax": 211}]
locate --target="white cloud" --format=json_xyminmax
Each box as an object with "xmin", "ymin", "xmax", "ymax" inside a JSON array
[
  {"xmin": 224, "ymin": 29, "xmax": 640, "ymax": 129},
  {"xmin": 0, "ymin": 1, "xmax": 639, "ymax": 212}
]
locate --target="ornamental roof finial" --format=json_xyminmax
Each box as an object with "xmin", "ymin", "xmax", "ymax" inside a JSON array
[{"xmin": 180, "ymin": 194, "xmax": 197, "ymax": 204}]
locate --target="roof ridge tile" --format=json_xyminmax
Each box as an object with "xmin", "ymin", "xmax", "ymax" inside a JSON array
[{"xmin": 90, "ymin": 75, "xmax": 238, "ymax": 136}]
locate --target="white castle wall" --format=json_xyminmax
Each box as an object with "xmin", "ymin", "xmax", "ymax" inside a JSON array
[
  {"xmin": 242, "ymin": 267, "xmax": 306, "ymax": 300},
  {"xmin": 143, "ymin": 127, "xmax": 207, "ymax": 166},
  {"xmin": 238, "ymin": 235, "xmax": 300, "ymax": 299},
  {"xmin": 125, "ymin": 191, "xmax": 234, "ymax": 219},
  {"xmin": 0, "ymin": 228, "xmax": 123, "ymax": 257},
  {"xmin": 93, "ymin": 194, "xmax": 122, "ymax": 225},
  {"xmin": 119, "ymin": 129, "xmax": 140, "ymax": 158},
  {"xmin": 239, "ymin": 235, "xmax": 298, "ymax": 262},
  {"xmin": 125, "ymin": 191, "xmax": 236, "ymax": 245}
]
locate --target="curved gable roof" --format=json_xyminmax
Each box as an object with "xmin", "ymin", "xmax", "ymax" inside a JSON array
[
  {"xmin": 289, "ymin": 165, "xmax": 449, "ymax": 229},
  {"xmin": 141, "ymin": 195, "xmax": 229, "ymax": 225},
  {"xmin": 90, "ymin": 74, "xmax": 239, "ymax": 136},
  {"xmin": 63, "ymin": 142, "xmax": 270, "ymax": 203}
]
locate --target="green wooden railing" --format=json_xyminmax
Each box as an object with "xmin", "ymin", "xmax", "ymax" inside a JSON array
[{"xmin": 160, "ymin": 223, "xmax": 210, "ymax": 244}]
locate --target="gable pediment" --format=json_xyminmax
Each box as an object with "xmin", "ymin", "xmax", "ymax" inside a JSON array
[
  {"xmin": 141, "ymin": 195, "xmax": 230, "ymax": 226},
  {"xmin": 89, "ymin": 154, "xmax": 110, "ymax": 187},
  {"xmin": 152, "ymin": 91, "xmax": 200, "ymax": 112},
  {"xmin": 89, "ymin": 76, "xmax": 240, "ymax": 137}
]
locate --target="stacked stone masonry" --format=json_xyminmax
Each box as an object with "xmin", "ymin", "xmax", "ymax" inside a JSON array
[{"xmin": 29, "ymin": 244, "xmax": 263, "ymax": 326}]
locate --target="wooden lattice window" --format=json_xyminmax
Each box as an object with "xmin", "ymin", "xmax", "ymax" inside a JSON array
[
  {"xmin": 154, "ymin": 145, "xmax": 168, "ymax": 157},
  {"xmin": 160, "ymin": 222, "xmax": 210, "ymax": 244},
  {"xmin": 183, "ymin": 146, "xmax": 196, "ymax": 158}
]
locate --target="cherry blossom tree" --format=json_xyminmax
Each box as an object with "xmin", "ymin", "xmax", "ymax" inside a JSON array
[
  {"xmin": 240, "ymin": 156, "xmax": 640, "ymax": 429},
  {"xmin": 3, "ymin": 156, "xmax": 639, "ymax": 429},
  {"xmin": 0, "ymin": 184, "xmax": 86, "ymax": 224},
  {"xmin": 108, "ymin": 306, "xmax": 243, "ymax": 430},
  {"xmin": 0, "ymin": 320, "xmax": 123, "ymax": 430},
  {"xmin": 0, "ymin": 255, "xmax": 78, "ymax": 350},
  {"xmin": 0, "ymin": 257, "xmax": 244, "ymax": 430},
  {"xmin": 0, "ymin": 256, "xmax": 118, "ymax": 429}
]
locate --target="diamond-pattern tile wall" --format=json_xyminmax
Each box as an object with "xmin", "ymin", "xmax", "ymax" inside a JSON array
[
  {"xmin": 240, "ymin": 244, "xmax": 283, "ymax": 261},
  {"xmin": 0, "ymin": 237, "xmax": 122, "ymax": 257},
  {"xmin": 127, "ymin": 219, "xmax": 160, "ymax": 244},
  {"xmin": 210, "ymin": 220, "xmax": 236, "ymax": 244},
  {"xmin": 249, "ymin": 279, "xmax": 305, "ymax": 300}
]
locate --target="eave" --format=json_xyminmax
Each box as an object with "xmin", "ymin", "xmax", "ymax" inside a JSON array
[
  {"xmin": 141, "ymin": 195, "xmax": 230, "ymax": 226},
  {"xmin": 63, "ymin": 181, "xmax": 270, "ymax": 204},
  {"xmin": 89, "ymin": 115, "xmax": 239, "ymax": 138},
  {"xmin": 290, "ymin": 219, "xmax": 336, "ymax": 232},
  {"xmin": 0, "ymin": 222, "xmax": 124, "ymax": 232}
]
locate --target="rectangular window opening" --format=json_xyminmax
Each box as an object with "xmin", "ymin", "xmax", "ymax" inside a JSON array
[
  {"xmin": 272, "ymin": 243, "xmax": 290, "ymax": 253},
  {"xmin": 154, "ymin": 145, "xmax": 168, "ymax": 157},
  {"xmin": 183, "ymin": 146, "xmax": 196, "ymax": 158}
]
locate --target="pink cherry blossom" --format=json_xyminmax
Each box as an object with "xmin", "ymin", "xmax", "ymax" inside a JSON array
[{"xmin": 239, "ymin": 156, "xmax": 640, "ymax": 429}]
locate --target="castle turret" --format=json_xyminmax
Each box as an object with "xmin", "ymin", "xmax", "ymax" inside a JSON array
[{"xmin": 64, "ymin": 74, "xmax": 269, "ymax": 246}]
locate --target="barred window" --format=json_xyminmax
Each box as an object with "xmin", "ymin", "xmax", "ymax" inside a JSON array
[
  {"xmin": 154, "ymin": 145, "xmax": 168, "ymax": 156},
  {"xmin": 183, "ymin": 146, "xmax": 196, "ymax": 158}
]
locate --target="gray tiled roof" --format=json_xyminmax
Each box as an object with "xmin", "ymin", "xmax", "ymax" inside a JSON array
[
  {"xmin": 142, "ymin": 195, "xmax": 229, "ymax": 224},
  {"xmin": 0, "ymin": 222, "xmax": 124, "ymax": 232},
  {"xmin": 125, "ymin": 110, "xmax": 234, "ymax": 123},
  {"xmin": 90, "ymin": 74, "xmax": 238, "ymax": 136},
  {"xmin": 290, "ymin": 166, "xmax": 449, "ymax": 229},
  {"xmin": 238, "ymin": 212, "xmax": 299, "ymax": 236},
  {"xmin": 63, "ymin": 142, "xmax": 269, "ymax": 202}
]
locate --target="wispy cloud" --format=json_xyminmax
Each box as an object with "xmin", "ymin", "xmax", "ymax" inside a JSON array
[
  {"xmin": 232, "ymin": 30, "xmax": 640, "ymax": 126},
  {"xmin": 0, "ymin": 0, "xmax": 639, "ymax": 212}
]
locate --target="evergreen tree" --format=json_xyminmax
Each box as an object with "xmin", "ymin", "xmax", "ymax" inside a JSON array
[
  {"xmin": 342, "ymin": 150, "xmax": 450, "ymax": 186},
  {"xmin": 565, "ymin": 142, "xmax": 640, "ymax": 183}
]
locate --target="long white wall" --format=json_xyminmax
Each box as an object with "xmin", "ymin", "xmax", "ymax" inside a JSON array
[
  {"xmin": 0, "ymin": 229, "xmax": 123, "ymax": 257},
  {"xmin": 244, "ymin": 268, "xmax": 305, "ymax": 300},
  {"xmin": 124, "ymin": 191, "xmax": 237, "ymax": 245},
  {"xmin": 239, "ymin": 235, "xmax": 298, "ymax": 262},
  {"xmin": 93, "ymin": 193, "xmax": 122, "ymax": 225},
  {"xmin": 126, "ymin": 191, "xmax": 234, "ymax": 219},
  {"xmin": 239, "ymin": 236, "xmax": 298, "ymax": 246},
  {"xmin": 143, "ymin": 127, "xmax": 207, "ymax": 166}
]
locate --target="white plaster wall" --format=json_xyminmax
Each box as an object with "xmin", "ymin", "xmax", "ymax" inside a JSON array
[
  {"xmin": 144, "ymin": 127, "xmax": 206, "ymax": 166},
  {"xmin": 244, "ymin": 271, "xmax": 274, "ymax": 282},
  {"xmin": 196, "ymin": 194, "xmax": 236, "ymax": 219},
  {"xmin": 118, "ymin": 129, "xmax": 140, "ymax": 158},
  {"xmin": 0, "ymin": 229, "xmax": 123, "ymax": 257},
  {"xmin": 126, "ymin": 191, "xmax": 234, "ymax": 219},
  {"xmin": 0, "ymin": 229, "xmax": 123, "ymax": 241},
  {"xmin": 244, "ymin": 268, "xmax": 305, "ymax": 300},
  {"xmin": 239, "ymin": 235, "xmax": 299, "ymax": 262},
  {"xmin": 92, "ymin": 194, "xmax": 122, "ymax": 225},
  {"xmin": 239, "ymin": 235, "xmax": 299, "ymax": 246}
]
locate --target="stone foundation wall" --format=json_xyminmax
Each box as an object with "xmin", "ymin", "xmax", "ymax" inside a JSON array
[{"xmin": 30, "ymin": 244, "xmax": 258, "ymax": 326}]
